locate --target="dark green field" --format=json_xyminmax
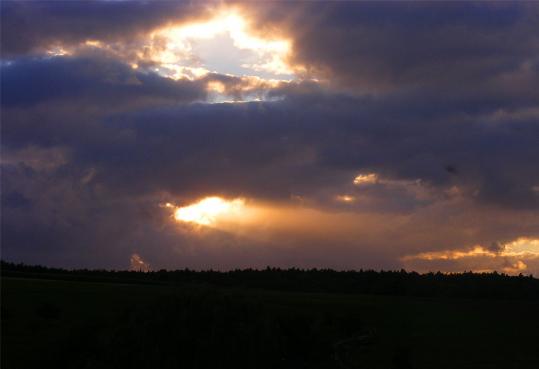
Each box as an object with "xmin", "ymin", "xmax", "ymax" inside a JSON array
[{"xmin": 2, "ymin": 276, "xmax": 539, "ymax": 369}]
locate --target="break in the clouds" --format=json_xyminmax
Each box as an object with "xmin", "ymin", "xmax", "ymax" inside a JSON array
[{"xmin": 1, "ymin": 1, "xmax": 539, "ymax": 274}]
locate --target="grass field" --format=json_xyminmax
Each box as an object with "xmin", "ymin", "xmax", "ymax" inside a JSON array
[{"xmin": 2, "ymin": 277, "xmax": 539, "ymax": 369}]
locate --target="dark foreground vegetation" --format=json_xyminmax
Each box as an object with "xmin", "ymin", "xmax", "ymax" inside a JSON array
[
  {"xmin": 3, "ymin": 261, "xmax": 539, "ymax": 300},
  {"xmin": 2, "ymin": 262, "xmax": 539, "ymax": 369}
]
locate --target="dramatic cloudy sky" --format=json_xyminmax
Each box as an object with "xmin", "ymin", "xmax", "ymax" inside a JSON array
[{"xmin": 2, "ymin": 1, "xmax": 539, "ymax": 273}]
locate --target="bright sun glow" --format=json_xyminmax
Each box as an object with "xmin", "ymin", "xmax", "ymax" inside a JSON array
[
  {"xmin": 336, "ymin": 195, "xmax": 355, "ymax": 203},
  {"xmin": 173, "ymin": 196, "xmax": 246, "ymax": 226},
  {"xmin": 150, "ymin": 9, "xmax": 293, "ymax": 80}
]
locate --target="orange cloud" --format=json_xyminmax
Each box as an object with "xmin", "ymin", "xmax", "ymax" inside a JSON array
[{"xmin": 402, "ymin": 238, "xmax": 539, "ymax": 275}]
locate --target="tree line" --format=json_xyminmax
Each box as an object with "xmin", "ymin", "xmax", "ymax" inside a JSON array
[{"xmin": 2, "ymin": 260, "xmax": 538, "ymax": 300}]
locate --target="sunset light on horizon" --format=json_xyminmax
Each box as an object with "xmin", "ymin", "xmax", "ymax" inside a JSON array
[{"xmin": 172, "ymin": 196, "xmax": 246, "ymax": 226}]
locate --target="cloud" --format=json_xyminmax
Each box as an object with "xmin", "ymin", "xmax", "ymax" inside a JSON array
[
  {"xmin": 0, "ymin": 1, "xmax": 209, "ymax": 57},
  {"xmin": 130, "ymin": 253, "xmax": 151, "ymax": 272},
  {"xmin": 1, "ymin": 55, "xmax": 207, "ymax": 109},
  {"xmin": 402, "ymin": 238, "xmax": 539, "ymax": 275},
  {"xmin": 254, "ymin": 2, "xmax": 539, "ymax": 92},
  {"xmin": 1, "ymin": 2, "xmax": 539, "ymax": 271}
]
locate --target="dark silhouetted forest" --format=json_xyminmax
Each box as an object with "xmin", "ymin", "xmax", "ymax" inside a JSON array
[{"xmin": 2, "ymin": 260, "xmax": 538, "ymax": 300}]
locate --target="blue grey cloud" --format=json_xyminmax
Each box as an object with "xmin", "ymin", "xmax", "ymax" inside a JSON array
[{"xmin": 1, "ymin": 1, "xmax": 538, "ymax": 270}]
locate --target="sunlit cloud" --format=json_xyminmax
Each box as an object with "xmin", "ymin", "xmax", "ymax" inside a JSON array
[
  {"xmin": 40, "ymin": 7, "xmax": 296, "ymax": 102},
  {"xmin": 37, "ymin": 4, "xmax": 296, "ymax": 79},
  {"xmin": 46, "ymin": 45, "xmax": 70, "ymax": 57},
  {"xmin": 204, "ymin": 75, "xmax": 283, "ymax": 102},
  {"xmin": 401, "ymin": 237, "xmax": 539, "ymax": 275},
  {"xmin": 402, "ymin": 245, "xmax": 498, "ymax": 261},
  {"xmin": 206, "ymin": 80, "xmax": 226, "ymax": 94},
  {"xmin": 130, "ymin": 253, "xmax": 151, "ymax": 272},
  {"xmin": 502, "ymin": 260, "xmax": 528, "ymax": 274},
  {"xmin": 353, "ymin": 173, "xmax": 378, "ymax": 186},
  {"xmin": 503, "ymin": 237, "xmax": 539, "ymax": 257},
  {"xmin": 84, "ymin": 40, "xmax": 103, "ymax": 48}
]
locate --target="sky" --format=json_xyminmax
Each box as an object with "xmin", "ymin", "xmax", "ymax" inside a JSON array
[{"xmin": 2, "ymin": 1, "xmax": 539, "ymax": 274}]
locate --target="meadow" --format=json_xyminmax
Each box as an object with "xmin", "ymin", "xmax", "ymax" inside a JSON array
[{"xmin": 2, "ymin": 274, "xmax": 539, "ymax": 369}]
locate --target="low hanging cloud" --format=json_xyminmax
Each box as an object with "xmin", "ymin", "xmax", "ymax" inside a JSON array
[
  {"xmin": 402, "ymin": 238, "xmax": 539, "ymax": 275},
  {"xmin": 130, "ymin": 253, "xmax": 151, "ymax": 272}
]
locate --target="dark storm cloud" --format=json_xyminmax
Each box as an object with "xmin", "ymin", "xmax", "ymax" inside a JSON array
[
  {"xmin": 1, "ymin": 1, "xmax": 539, "ymax": 270},
  {"xmin": 1, "ymin": 56, "xmax": 206, "ymax": 108},
  {"xmin": 269, "ymin": 2, "xmax": 539, "ymax": 92},
  {"xmin": 1, "ymin": 0, "xmax": 208, "ymax": 57},
  {"xmin": 116, "ymin": 94, "xmax": 539, "ymax": 210},
  {"xmin": 3, "ymin": 55, "xmax": 538, "ymax": 209}
]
